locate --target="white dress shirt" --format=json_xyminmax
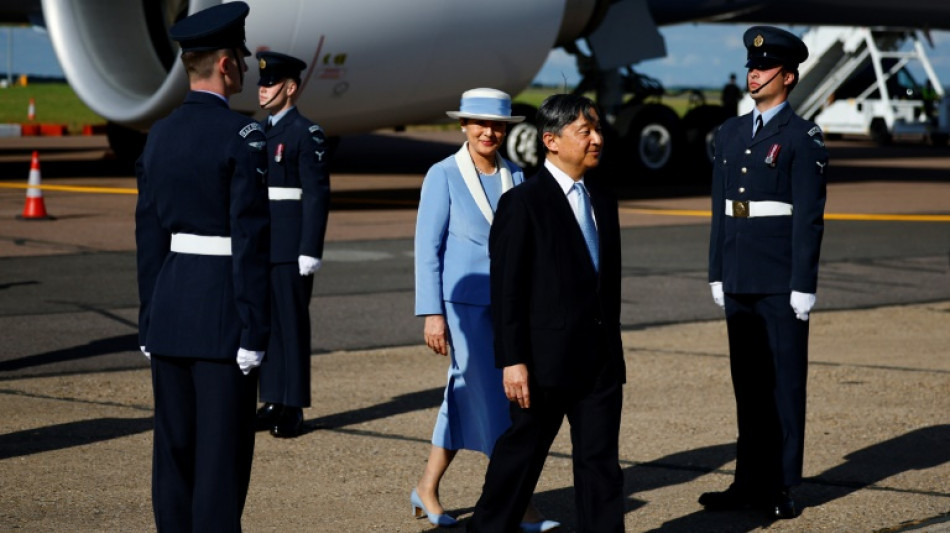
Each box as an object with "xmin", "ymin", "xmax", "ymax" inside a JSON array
[{"xmin": 544, "ymin": 159, "xmax": 596, "ymax": 228}]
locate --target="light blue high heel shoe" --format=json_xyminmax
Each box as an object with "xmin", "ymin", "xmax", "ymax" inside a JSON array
[
  {"xmin": 520, "ymin": 519, "xmax": 561, "ymax": 532},
  {"xmin": 411, "ymin": 488, "xmax": 459, "ymax": 528}
]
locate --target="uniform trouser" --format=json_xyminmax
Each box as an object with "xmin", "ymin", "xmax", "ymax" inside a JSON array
[
  {"xmin": 469, "ymin": 366, "xmax": 624, "ymax": 533},
  {"xmin": 260, "ymin": 263, "xmax": 315, "ymax": 408},
  {"xmin": 151, "ymin": 355, "xmax": 257, "ymax": 533},
  {"xmin": 724, "ymin": 292, "xmax": 809, "ymax": 490}
]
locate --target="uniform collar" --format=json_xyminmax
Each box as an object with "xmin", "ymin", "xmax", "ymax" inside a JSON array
[
  {"xmin": 192, "ymin": 89, "xmax": 229, "ymax": 105},
  {"xmin": 752, "ymin": 101, "xmax": 788, "ymax": 129},
  {"xmin": 269, "ymin": 106, "xmax": 296, "ymax": 127}
]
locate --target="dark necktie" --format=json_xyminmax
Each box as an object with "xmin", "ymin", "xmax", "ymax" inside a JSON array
[
  {"xmin": 753, "ymin": 115, "xmax": 764, "ymax": 138},
  {"xmin": 573, "ymin": 182, "xmax": 599, "ymax": 272}
]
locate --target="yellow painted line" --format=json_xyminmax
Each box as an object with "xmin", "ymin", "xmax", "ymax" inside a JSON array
[
  {"xmin": 621, "ymin": 206, "xmax": 950, "ymax": 222},
  {"xmin": 1, "ymin": 184, "xmax": 946, "ymax": 221},
  {"xmin": 0, "ymin": 182, "xmax": 138, "ymax": 195},
  {"xmin": 622, "ymin": 207, "xmax": 711, "ymax": 217}
]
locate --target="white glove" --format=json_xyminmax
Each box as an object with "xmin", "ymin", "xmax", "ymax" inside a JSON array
[
  {"xmin": 140, "ymin": 346, "xmax": 151, "ymax": 360},
  {"xmin": 710, "ymin": 281, "xmax": 725, "ymax": 309},
  {"xmin": 236, "ymin": 348, "xmax": 264, "ymax": 375},
  {"xmin": 298, "ymin": 255, "xmax": 322, "ymax": 276},
  {"xmin": 790, "ymin": 291, "xmax": 816, "ymax": 321}
]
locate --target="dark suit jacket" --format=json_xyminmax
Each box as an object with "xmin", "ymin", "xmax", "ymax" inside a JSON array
[
  {"xmin": 489, "ymin": 166, "xmax": 624, "ymax": 389},
  {"xmin": 709, "ymin": 104, "xmax": 828, "ymax": 294},
  {"xmin": 262, "ymin": 107, "xmax": 331, "ymax": 264}
]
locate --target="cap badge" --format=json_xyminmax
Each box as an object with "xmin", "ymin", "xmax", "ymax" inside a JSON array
[
  {"xmin": 259, "ymin": 58, "xmax": 266, "ymax": 69},
  {"xmin": 754, "ymin": 35, "xmax": 764, "ymax": 47}
]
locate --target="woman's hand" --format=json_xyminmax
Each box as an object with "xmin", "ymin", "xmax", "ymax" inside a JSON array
[{"xmin": 423, "ymin": 314, "xmax": 449, "ymax": 356}]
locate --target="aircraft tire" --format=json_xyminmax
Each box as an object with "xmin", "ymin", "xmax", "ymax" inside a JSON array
[
  {"xmin": 615, "ymin": 103, "xmax": 684, "ymax": 179},
  {"xmin": 502, "ymin": 103, "xmax": 540, "ymax": 173}
]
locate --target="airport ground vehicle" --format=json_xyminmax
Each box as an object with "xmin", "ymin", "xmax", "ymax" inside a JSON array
[{"xmin": 740, "ymin": 26, "xmax": 950, "ymax": 146}]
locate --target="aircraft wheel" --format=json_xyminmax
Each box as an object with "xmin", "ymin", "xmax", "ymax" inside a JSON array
[
  {"xmin": 502, "ymin": 103, "xmax": 540, "ymax": 172},
  {"xmin": 615, "ymin": 103, "xmax": 684, "ymax": 179}
]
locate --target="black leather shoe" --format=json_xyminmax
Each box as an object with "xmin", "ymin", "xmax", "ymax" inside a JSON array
[
  {"xmin": 270, "ymin": 406, "xmax": 303, "ymax": 438},
  {"xmin": 772, "ymin": 489, "xmax": 798, "ymax": 519},
  {"xmin": 255, "ymin": 403, "xmax": 282, "ymax": 431},
  {"xmin": 698, "ymin": 484, "xmax": 760, "ymax": 511}
]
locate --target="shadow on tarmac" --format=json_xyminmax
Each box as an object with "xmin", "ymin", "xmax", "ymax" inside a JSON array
[
  {"xmin": 301, "ymin": 386, "xmax": 444, "ymax": 435},
  {"xmin": 636, "ymin": 424, "xmax": 950, "ymax": 533},
  {"xmin": 805, "ymin": 424, "xmax": 950, "ymax": 506},
  {"xmin": 438, "ymin": 425, "xmax": 950, "ymax": 532},
  {"xmin": 0, "ymin": 417, "xmax": 153, "ymax": 460},
  {"xmin": 0, "ymin": 334, "xmax": 139, "ymax": 374}
]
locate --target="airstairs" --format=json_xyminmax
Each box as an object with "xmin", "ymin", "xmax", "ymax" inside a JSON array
[{"xmin": 793, "ymin": 26, "xmax": 949, "ymax": 144}]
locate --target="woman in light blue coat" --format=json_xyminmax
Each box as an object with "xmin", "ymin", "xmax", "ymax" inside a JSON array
[{"xmin": 411, "ymin": 89, "xmax": 559, "ymax": 532}]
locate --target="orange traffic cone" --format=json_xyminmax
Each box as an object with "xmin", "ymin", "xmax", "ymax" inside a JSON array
[
  {"xmin": 27, "ymin": 98, "xmax": 35, "ymax": 121},
  {"xmin": 17, "ymin": 151, "xmax": 53, "ymax": 220}
]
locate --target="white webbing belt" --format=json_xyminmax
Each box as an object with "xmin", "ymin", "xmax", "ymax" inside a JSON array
[
  {"xmin": 725, "ymin": 200, "xmax": 793, "ymax": 218},
  {"xmin": 268, "ymin": 187, "xmax": 303, "ymax": 200},
  {"xmin": 170, "ymin": 233, "xmax": 232, "ymax": 256}
]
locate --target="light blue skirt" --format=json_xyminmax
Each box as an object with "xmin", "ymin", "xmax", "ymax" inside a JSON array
[{"xmin": 431, "ymin": 301, "xmax": 511, "ymax": 456}]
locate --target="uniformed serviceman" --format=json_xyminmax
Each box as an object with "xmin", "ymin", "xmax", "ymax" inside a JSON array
[
  {"xmin": 704, "ymin": 25, "xmax": 828, "ymax": 520},
  {"xmin": 135, "ymin": 2, "xmax": 269, "ymax": 531},
  {"xmin": 253, "ymin": 51, "xmax": 331, "ymax": 438}
]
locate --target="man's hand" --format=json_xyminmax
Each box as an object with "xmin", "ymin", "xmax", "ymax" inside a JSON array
[
  {"xmin": 298, "ymin": 255, "xmax": 322, "ymax": 276},
  {"xmin": 236, "ymin": 348, "xmax": 264, "ymax": 375},
  {"xmin": 423, "ymin": 314, "xmax": 449, "ymax": 356},
  {"xmin": 710, "ymin": 281, "xmax": 725, "ymax": 309},
  {"xmin": 790, "ymin": 291, "xmax": 816, "ymax": 321},
  {"xmin": 503, "ymin": 364, "xmax": 530, "ymax": 409},
  {"xmin": 140, "ymin": 346, "xmax": 151, "ymax": 361}
]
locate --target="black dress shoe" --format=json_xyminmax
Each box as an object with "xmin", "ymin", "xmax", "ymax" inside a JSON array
[
  {"xmin": 698, "ymin": 484, "xmax": 761, "ymax": 511},
  {"xmin": 772, "ymin": 489, "xmax": 798, "ymax": 519},
  {"xmin": 255, "ymin": 403, "xmax": 282, "ymax": 431},
  {"xmin": 270, "ymin": 406, "xmax": 303, "ymax": 438}
]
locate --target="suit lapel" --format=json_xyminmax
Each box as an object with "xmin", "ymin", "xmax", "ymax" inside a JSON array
[{"xmin": 454, "ymin": 143, "xmax": 516, "ymax": 225}]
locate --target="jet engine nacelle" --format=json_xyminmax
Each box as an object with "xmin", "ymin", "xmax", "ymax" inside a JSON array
[{"xmin": 41, "ymin": 0, "xmax": 600, "ymax": 134}]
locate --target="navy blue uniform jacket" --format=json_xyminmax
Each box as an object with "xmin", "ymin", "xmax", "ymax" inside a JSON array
[
  {"xmin": 263, "ymin": 107, "xmax": 330, "ymax": 263},
  {"xmin": 709, "ymin": 105, "xmax": 828, "ymax": 294},
  {"xmin": 489, "ymin": 167, "xmax": 625, "ymax": 389},
  {"xmin": 136, "ymin": 91, "xmax": 271, "ymax": 359}
]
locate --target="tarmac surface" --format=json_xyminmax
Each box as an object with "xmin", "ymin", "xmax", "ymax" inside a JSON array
[{"xmin": 0, "ymin": 131, "xmax": 948, "ymax": 532}]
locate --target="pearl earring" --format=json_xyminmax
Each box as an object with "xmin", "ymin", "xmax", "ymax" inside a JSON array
[{"xmin": 461, "ymin": 127, "xmax": 466, "ymax": 132}]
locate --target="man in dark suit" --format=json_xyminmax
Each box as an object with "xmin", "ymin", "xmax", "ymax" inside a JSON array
[
  {"xmin": 468, "ymin": 94, "xmax": 626, "ymax": 533},
  {"xmin": 704, "ymin": 26, "xmax": 828, "ymax": 520},
  {"xmin": 253, "ymin": 51, "xmax": 331, "ymax": 438},
  {"xmin": 135, "ymin": 3, "xmax": 269, "ymax": 531}
]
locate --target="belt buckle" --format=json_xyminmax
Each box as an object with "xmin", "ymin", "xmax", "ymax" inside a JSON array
[{"xmin": 732, "ymin": 200, "xmax": 749, "ymax": 218}]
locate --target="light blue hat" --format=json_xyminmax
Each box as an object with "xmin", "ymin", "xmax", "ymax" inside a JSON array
[{"xmin": 446, "ymin": 88, "xmax": 525, "ymax": 123}]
